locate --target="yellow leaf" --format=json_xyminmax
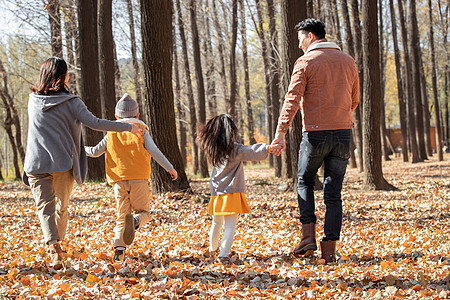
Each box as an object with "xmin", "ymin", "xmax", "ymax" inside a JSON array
[
  {"xmin": 380, "ymin": 261, "xmax": 389, "ymax": 269},
  {"xmin": 86, "ymin": 273, "xmax": 100, "ymax": 283},
  {"xmin": 60, "ymin": 283, "xmax": 70, "ymax": 292}
]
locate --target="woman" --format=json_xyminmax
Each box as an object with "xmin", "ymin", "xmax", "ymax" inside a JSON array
[{"xmin": 23, "ymin": 57, "xmax": 142, "ymax": 269}]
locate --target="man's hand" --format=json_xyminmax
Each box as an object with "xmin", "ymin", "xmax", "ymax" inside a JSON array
[
  {"xmin": 169, "ymin": 168, "xmax": 178, "ymax": 181},
  {"xmin": 130, "ymin": 124, "xmax": 144, "ymax": 138},
  {"xmin": 270, "ymin": 132, "xmax": 286, "ymax": 156}
]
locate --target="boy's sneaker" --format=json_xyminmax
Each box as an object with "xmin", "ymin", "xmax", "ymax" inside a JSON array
[
  {"xmin": 123, "ymin": 213, "xmax": 136, "ymax": 245},
  {"xmin": 113, "ymin": 248, "xmax": 125, "ymax": 261}
]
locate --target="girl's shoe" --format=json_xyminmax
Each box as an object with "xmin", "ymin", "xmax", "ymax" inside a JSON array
[
  {"xmin": 204, "ymin": 248, "xmax": 219, "ymax": 258},
  {"xmin": 113, "ymin": 248, "xmax": 125, "ymax": 261},
  {"xmin": 217, "ymin": 256, "xmax": 231, "ymax": 265},
  {"xmin": 47, "ymin": 243, "xmax": 64, "ymax": 270}
]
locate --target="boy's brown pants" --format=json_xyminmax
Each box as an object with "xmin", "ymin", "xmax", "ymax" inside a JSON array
[{"xmin": 113, "ymin": 179, "xmax": 151, "ymax": 248}]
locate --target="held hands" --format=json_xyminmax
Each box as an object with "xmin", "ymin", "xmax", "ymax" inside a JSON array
[
  {"xmin": 270, "ymin": 133, "xmax": 287, "ymax": 156},
  {"xmin": 169, "ymin": 168, "xmax": 178, "ymax": 181},
  {"xmin": 130, "ymin": 124, "xmax": 144, "ymax": 138}
]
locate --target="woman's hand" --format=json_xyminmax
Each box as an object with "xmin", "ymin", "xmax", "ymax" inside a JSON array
[
  {"xmin": 169, "ymin": 168, "xmax": 178, "ymax": 181},
  {"xmin": 130, "ymin": 124, "xmax": 144, "ymax": 138}
]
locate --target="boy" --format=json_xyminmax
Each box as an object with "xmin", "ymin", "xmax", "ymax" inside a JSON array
[{"xmin": 85, "ymin": 94, "xmax": 177, "ymax": 261}]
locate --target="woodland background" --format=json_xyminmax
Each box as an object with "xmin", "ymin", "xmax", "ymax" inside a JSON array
[{"xmin": 0, "ymin": 0, "xmax": 449, "ymax": 299}]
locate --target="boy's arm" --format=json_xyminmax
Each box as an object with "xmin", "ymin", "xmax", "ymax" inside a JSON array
[
  {"xmin": 235, "ymin": 143, "xmax": 270, "ymax": 161},
  {"xmin": 143, "ymin": 131, "xmax": 174, "ymax": 172},
  {"xmin": 85, "ymin": 135, "xmax": 108, "ymax": 157}
]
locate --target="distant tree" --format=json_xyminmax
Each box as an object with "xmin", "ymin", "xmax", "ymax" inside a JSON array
[
  {"xmin": 228, "ymin": 0, "xmax": 238, "ymax": 119},
  {"xmin": 361, "ymin": 0, "xmax": 395, "ymax": 190},
  {"xmin": 140, "ymin": 0, "xmax": 190, "ymax": 193},
  {"xmin": 46, "ymin": 0, "xmax": 62, "ymax": 57},
  {"xmin": 212, "ymin": 0, "xmax": 229, "ymax": 106},
  {"xmin": 189, "ymin": 0, "xmax": 209, "ymax": 178}
]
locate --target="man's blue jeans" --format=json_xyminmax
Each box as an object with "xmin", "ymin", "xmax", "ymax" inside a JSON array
[{"xmin": 297, "ymin": 129, "xmax": 351, "ymax": 241}]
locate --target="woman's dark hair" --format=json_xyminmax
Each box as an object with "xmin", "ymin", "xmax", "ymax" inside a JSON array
[
  {"xmin": 31, "ymin": 57, "xmax": 69, "ymax": 95},
  {"xmin": 197, "ymin": 114, "xmax": 238, "ymax": 167},
  {"xmin": 295, "ymin": 18, "xmax": 326, "ymax": 39}
]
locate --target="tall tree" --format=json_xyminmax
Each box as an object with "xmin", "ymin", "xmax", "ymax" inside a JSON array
[
  {"xmin": 255, "ymin": 0, "xmax": 273, "ymax": 167},
  {"xmin": 428, "ymin": 0, "xmax": 444, "ymax": 161},
  {"xmin": 98, "ymin": 0, "xmax": 115, "ymax": 119},
  {"xmin": 77, "ymin": 0, "xmax": 105, "ymax": 180},
  {"xmin": 126, "ymin": 0, "xmax": 144, "ymax": 120},
  {"xmin": 203, "ymin": 0, "xmax": 217, "ymax": 118},
  {"xmin": 407, "ymin": 0, "xmax": 427, "ymax": 161},
  {"xmin": 267, "ymin": 0, "xmax": 282, "ymax": 177},
  {"xmin": 350, "ymin": 0, "xmax": 364, "ymax": 171},
  {"xmin": 212, "ymin": 0, "xmax": 229, "ymax": 107},
  {"xmin": 140, "ymin": 0, "xmax": 190, "ymax": 193},
  {"xmin": 228, "ymin": 0, "xmax": 238, "ymax": 119},
  {"xmin": 175, "ymin": 0, "xmax": 199, "ymax": 174},
  {"xmin": 389, "ymin": 0, "xmax": 408, "ymax": 162},
  {"xmin": 0, "ymin": 57, "xmax": 24, "ymax": 180},
  {"xmin": 280, "ymin": 0, "xmax": 307, "ymax": 188},
  {"xmin": 398, "ymin": 0, "xmax": 420, "ymax": 162},
  {"xmin": 419, "ymin": 50, "xmax": 433, "ymax": 157},
  {"xmin": 189, "ymin": 0, "xmax": 209, "ymax": 177},
  {"xmin": 239, "ymin": 0, "xmax": 256, "ymax": 145},
  {"xmin": 62, "ymin": 0, "xmax": 78, "ymax": 94},
  {"xmin": 46, "ymin": 0, "xmax": 63, "ymax": 57},
  {"xmin": 361, "ymin": 0, "xmax": 395, "ymax": 190}
]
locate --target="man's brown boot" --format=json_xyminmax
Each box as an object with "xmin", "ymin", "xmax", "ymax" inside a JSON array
[
  {"xmin": 293, "ymin": 222, "xmax": 317, "ymax": 255},
  {"xmin": 48, "ymin": 243, "xmax": 64, "ymax": 270},
  {"xmin": 320, "ymin": 240, "xmax": 336, "ymax": 263}
]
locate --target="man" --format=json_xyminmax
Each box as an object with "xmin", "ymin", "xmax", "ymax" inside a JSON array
[{"xmin": 271, "ymin": 18, "xmax": 359, "ymax": 263}]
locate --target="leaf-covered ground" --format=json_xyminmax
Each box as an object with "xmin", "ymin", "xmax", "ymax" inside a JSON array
[{"xmin": 0, "ymin": 154, "xmax": 449, "ymax": 299}]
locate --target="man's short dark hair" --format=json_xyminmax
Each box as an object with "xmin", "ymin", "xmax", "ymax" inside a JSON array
[{"xmin": 295, "ymin": 18, "xmax": 326, "ymax": 39}]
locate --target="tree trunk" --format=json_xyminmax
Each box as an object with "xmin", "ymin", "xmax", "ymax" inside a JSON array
[
  {"xmin": 63, "ymin": 0, "xmax": 78, "ymax": 94},
  {"xmin": 126, "ymin": 0, "xmax": 144, "ymax": 121},
  {"xmin": 419, "ymin": 50, "xmax": 432, "ymax": 157},
  {"xmin": 140, "ymin": 0, "xmax": 190, "ymax": 193},
  {"xmin": 389, "ymin": 0, "xmax": 408, "ymax": 162},
  {"xmin": 173, "ymin": 24, "xmax": 187, "ymax": 168},
  {"xmin": 47, "ymin": 0, "xmax": 63, "ymax": 57},
  {"xmin": 175, "ymin": 0, "xmax": 199, "ymax": 174},
  {"xmin": 239, "ymin": 0, "xmax": 256, "ymax": 145},
  {"xmin": 77, "ymin": 0, "xmax": 106, "ymax": 180},
  {"xmin": 428, "ymin": 0, "xmax": 444, "ymax": 161},
  {"xmin": 407, "ymin": 0, "xmax": 427, "ymax": 161},
  {"xmin": 330, "ymin": 0, "xmax": 342, "ymax": 49},
  {"xmin": 361, "ymin": 0, "xmax": 395, "ymax": 190},
  {"xmin": 212, "ymin": 0, "xmax": 229, "ymax": 107},
  {"xmin": 98, "ymin": 0, "xmax": 115, "ymax": 119},
  {"xmin": 189, "ymin": 0, "xmax": 209, "ymax": 177},
  {"xmin": 398, "ymin": 0, "xmax": 420, "ymax": 162},
  {"xmin": 0, "ymin": 58, "xmax": 23, "ymax": 180},
  {"xmin": 350, "ymin": 0, "xmax": 364, "ymax": 172},
  {"xmin": 203, "ymin": 0, "xmax": 217, "ymax": 118},
  {"xmin": 228, "ymin": 0, "xmax": 238, "ymax": 120},
  {"xmin": 280, "ymin": 0, "xmax": 307, "ymax": 189},
  {"xmin": 255, "ymin": 0, "xmax": 273, "ymax": 167},
  {"xmin": 267, "ymin": 0, "xmax": 282, "ymax": 177},
  {"xmin": 112, "ymin": 39, "xmax": 122, "ymax": 100},
  {"xmin": 378, "ymin": 0, "xmax": 390, "ymax": 161}
]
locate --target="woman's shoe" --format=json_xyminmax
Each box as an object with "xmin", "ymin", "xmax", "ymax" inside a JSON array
[{"xmin": 48, "ymin": 243, "xmax": 64, "ymax": 270}]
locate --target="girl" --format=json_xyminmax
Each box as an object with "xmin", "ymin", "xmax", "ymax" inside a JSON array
[
  {"xmin": 23, "ymin": 57, "xmax": 142, "ymax": 269},
  {"xmin": 198, "ymin": 114, "xmax": 275, "ymax": 262}
]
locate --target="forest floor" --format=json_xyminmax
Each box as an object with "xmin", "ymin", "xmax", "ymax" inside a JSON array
[{"xmin": 0, "ymin": 154, "xmax": 449, "ymax": 299}]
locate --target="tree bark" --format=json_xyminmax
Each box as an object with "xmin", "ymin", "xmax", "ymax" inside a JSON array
[
  {"xmin": 280, "ymin": 0, "xmax": 306, "ymax": 189},
  {"xmin": 361, "ymin": 0, "xmax": 395, "ymax": 190},
  {"xmin": 126, "ymin": 0, "xmax": 144, "ymax": 121},
  {"xmin": 112, "ymin": 39, "xmax": 122, "ymax": 100},
  {"xmin": 228, "ymin": 0, "xmax": 238, "ymax": 120},
  {"xmin": 173, "ymin": 24, "xmax": 187, "ymax": 168},
  {"xmin": 428, "ymin": 0, "xmax": 444, "ymax": 161},
  {"xmin": 140, "ymin": 0, "xmax": 190, "ymax": 193},
  {"xmin": 203, "ymin": 0, "xmax": 217, "ymax": 118},
  {"xmin": 407, "ymin": 0, "xmax": 427, "ymax": 161},
  {"xmin": 47, "ymin": 0, "xmax": 63, "ymax": 57},
  {"xmin": 239, "ymin": 0, "xmax": 256, "ymax": 145},
  {"xmin": 350, "ymin": 0, "xmax": 364, "ymax": 172},
  {"xmin": 212, "ymin": 0, "xmax": 229, "ymax": 107},
  {"xmin": 398, "ymin": 0, "xmax": 420, "ymax": 162},
  {"xmin": 98, "ymin": 0, "xmax": 115, "ymax": 119},
  {"xmin": 419, "ymin": 49, "xmax": 432, "ymax": 157},
  {"xmin": 77, "ymin": 0, "xmax": 106, "ymax": 180},
  {"xmin": 255, "ymin": 0, "xmax": 273, "ymax": 167},
  {"xmin": 175, "ymin": 0, "xmax": 199, "ymax": 174},
  {"xmin": 63, "ymin": 0, "xmax": 78, "ymax": 94},
  {"xmin": 389, "ymin": 0, "xmax": 408, "ymax": 162}
]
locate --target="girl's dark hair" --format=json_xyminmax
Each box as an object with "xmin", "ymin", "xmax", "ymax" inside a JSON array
[
  {"xmin": 295, "ymin": 18, "xmax": 326, "ymax": 39},
  {"xmin": 197, "ymin": 114, "xmax": 238, "ymax": 167},
  {"xmin": 31, "ymin": 57, "xmax": 69, "ymax": 95}
]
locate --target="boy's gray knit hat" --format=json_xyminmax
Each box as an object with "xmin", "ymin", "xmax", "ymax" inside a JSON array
[{"xmin": 115, "ymin": 93, "xmax": 139, "ymax": 118}]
